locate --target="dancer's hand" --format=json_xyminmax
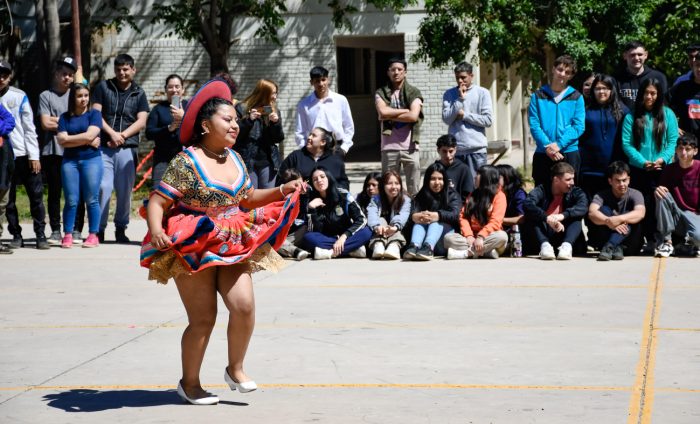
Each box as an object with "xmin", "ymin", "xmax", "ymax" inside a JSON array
[{"xmin": 150, "ymin": 231, "xmax": 173, "ymax": 251}]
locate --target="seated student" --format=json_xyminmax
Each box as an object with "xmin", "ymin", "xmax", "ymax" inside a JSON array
[
  {"xmin": 523, "ymin": 162, "xmax": 588, "ymax": 260},
  {"xmin": 653, "ymin": 134, "xmax": 700, "ymax": 257},
  {"xmin": 367, "ymin": 170, "xmax": 412, "ymax": 260},
  {"xmin": 276, "ymin": 168, "xmax": 310, "ymax": 260},
  {"xmin": 277, "ymin": 127, "xmax": 350, "ymax": 190},
  {"xmin": 404, "ymin": 162, "xmax": 461, "ymax": 260},
  {"xmin": 444, "ymin": 165, "xmax": 507, "ymax": 259},
  {"xmin": 434, "ymin": 134, "xmax": 472, "ymax": 201},
  {"xmin": 301, "ymin": 166, "xmax": 372, "ymax": 259},
  {"xmin": 587, "ymin": 161, "xmax": 646, "ymax": 261},
  {"xmin": 496, "ymin": 164, "xmax": 526, "ymax": 254},
  {"xmin": 356, "ymin": 172, "xmax": 381, "ymax": 215}
]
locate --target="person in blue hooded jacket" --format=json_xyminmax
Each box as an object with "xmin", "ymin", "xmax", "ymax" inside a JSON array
[{"xmin": 528, "ymin": 55, "xmax": 586, "ymax": 187}]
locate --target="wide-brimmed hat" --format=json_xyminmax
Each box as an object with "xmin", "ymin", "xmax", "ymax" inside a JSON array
[{"xmin": 179, "ymin": 79, "xmax": 232, "ymax": 145}]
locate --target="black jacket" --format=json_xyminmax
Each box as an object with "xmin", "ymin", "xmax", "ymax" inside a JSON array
[
  {"xmin": 614, "ymin": 66, "xmax": 668, "ymax": 110},
  {"xmin": 412, "ymin": 187, "xmax": 462, "ymax": 228},
  {"xmin": 146, "ymin": 101, "xmax": 187, "ymax": 164},
  {"xmin": 308, "ymin": 188, "xmax": 367, "ymax": 238},
  {"xmin": 440, "ymin": 159, "xmax": 473, "ymax": 201},
  {"xmin": 233, "ymin": 103, "xmax": 284, "ymax": 172},
  {"xmin": 523, "ymin": 185, "xmax": 588, "ymax": 223},
  {"xmin": 277, "ymin": 147, "xmax": 350, "ymax": 190},
  {"xmin": 92, "ymin": 78, "xmax": 149, "ymax": 148}
]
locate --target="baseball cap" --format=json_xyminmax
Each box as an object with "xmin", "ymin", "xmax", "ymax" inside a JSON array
[
  {"xmin": 56, "ymin": 57, "xmax": 78, "ymax": 71},
  {"xmin": 0, "ymin": 60, "xmax": 12, "ymax": 73}
]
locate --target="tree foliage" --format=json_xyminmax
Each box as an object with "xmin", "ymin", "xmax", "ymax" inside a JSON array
[{"xmin": 411, "ymin": 0, "xmax": 696, "ymax": 83}]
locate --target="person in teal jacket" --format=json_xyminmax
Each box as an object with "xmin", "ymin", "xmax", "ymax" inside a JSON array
[
  {"xmin": 528, "ymin": 55, "xmax": 586, "ymax": 187},
  {"xmin": 621, "ymin": 77, "xmax": 678, "ymax": 252}
]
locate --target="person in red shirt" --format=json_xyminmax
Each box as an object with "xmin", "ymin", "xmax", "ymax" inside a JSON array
[
  {"xmin": 444, "ymin": 165, "xmax": 507, "ymax": 259},
  {"xmin": 654, "ymin": 134, "xmax": 700, "ymax": 257}
]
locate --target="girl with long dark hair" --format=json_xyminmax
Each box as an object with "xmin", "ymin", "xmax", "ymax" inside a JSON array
[
  {"xmin": 367, "ymin": 170, "xmax": 412, "ymax": 260},
  {"xmin": 404, "ymin": 162, "xmax": 462, "ymax": 260},
  {"xmin": 579, "ymin": 74, "xmax": 630, "ymax": 199},
  {"xmin": 621, "ymin": 78, "xmax": 679, "ymax": 250},
  {"xmin": 444, "ymin": 165, "xmax": 507, "ymax": 258},
  {"xmin": 301, "ymin": 166, "xmax": 372, "ymax": 259},
  {"xmin": 56, "ymin": 83, "xmax": 103, "ymax": 248},
  {"xmin": 356, "ymin": 171, "xmax": 381, "ymax": 214}
]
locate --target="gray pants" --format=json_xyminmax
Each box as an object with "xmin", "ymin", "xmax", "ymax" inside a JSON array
[
  {"xmin": 99, "ymin": 147, "xmax": 136, "ymax": 231},
  {"xmin": 369, "ymin": 218, "xmax": 407, "ymax": 248},
  {"xmin": 278, "ymin": 225, "xmax": 308, "ymax": 257},
  {"xmin": 656, "ymin": 193, "xmax": 700, "ymax": 246},
  {"xmin": 381, "ymin": 149, "xmax": 421, "ymax": 196},
  {"xmin": 444, "ymin": 230, "xmax": 508, "ymax": 256}
]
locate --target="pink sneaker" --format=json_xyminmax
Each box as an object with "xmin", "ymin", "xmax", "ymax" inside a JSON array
[
  {"xmin": 61, "ymin": 233, "xmax": 73, "ymax": 248},
  {"xmin": 83, "ymin": 233, "xmax": 100, "ymax": 248}
]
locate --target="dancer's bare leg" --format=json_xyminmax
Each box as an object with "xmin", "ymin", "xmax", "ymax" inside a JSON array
[
  {"xmin": 174, "ymin": 267, "xmax": 217, "ymax": 397},
  {"xmin": 217, "ymin": 264, "xmax": 255, "ymax": 383}
]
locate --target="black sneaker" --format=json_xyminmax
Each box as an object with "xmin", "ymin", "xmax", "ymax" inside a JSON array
[
  {"xmin": 97, "ymin": 231, "xmax": 105, "ymax": 243},
  {"xmin": 402, "ymin": 243, "xmax": 418, "ymax": 260},
  {"xmin": 674, "ymin": 243, "xmax": 697, "ymax": 257},
  {"xmin": 115, "ymin": 228, "xmax": 130, "ymax": 244},
  {"xmin": 597, "ymin": 244, "xmax": 614, "ymax": 261},
  {"xmin": 415, "ymin": 242, "xmax": 434, "ymax": 261},
  {"xmin": 9, "ymin": 235, "xmax": 23, "ymax": 249},
  {"xmin": 612, "ymin": 245, "xmax": 624, "ymax": 260},
  {"xmin": 36, "ymin": 235, "xmax": 50, "ymax": 250},
  {"xmin": 0, "ymin": 243, "xmax": 13, "ymax": 254}
]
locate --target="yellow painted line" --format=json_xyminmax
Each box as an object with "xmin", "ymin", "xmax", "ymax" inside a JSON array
[
  {"xmin": 655, "ymin": 327, "xmax": 700, "ymax": 332},
  {"xmin": 655, "ymin": 387, "xmax": 700, "ymax": 393},
  {"xmin": 627, "ymin": 258, "xmax": 665, "ymax": 424},
  {"xmin": 0, "ymin": 383, "xmax": 631, "ymax": 392}
]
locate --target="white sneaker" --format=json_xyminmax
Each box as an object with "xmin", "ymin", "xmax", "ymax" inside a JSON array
[
  {"xmin": 295, "ymin": 249, "xmax": 310, "ymax": 261},
  {"xmin": 557, "ymin": 242, "xmax": 573, "ymax": 260},
  {"xmin": 446, "ymin": 247, "xmax": 468, "ymax": 260},
  {"xmin": 539, "ymin": 242, "xmax": 556, "ymax": 260},
  {"xmin": 654, "ymin": 242, "xmax": 674, "ymax": 258},
  {"xmin": 348, "ymin": 245, "xmax": 367, "ymax": 258},
  {"xmin": 371, "ymin": 243, "xmax": 385, "ymax": 259},
  {"xmin": 383, "ymin": 243, "xmax": 401, "ymax": 260},
  {"xmin": 314, "ymin": 247, "xmax": 333, "ymax": 260}
]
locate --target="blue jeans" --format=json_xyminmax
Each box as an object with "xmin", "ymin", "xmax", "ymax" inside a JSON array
[
  {"xmin": 100, "ymin": 147, "xmax": 136, "ymax": 231},
  {"xmin": 410, "ymin": 221, "xmax": 454, "ymax": 254},
  {"xmin": 62, "ymin": 155, "xmax": 103, "ymax": 234}
]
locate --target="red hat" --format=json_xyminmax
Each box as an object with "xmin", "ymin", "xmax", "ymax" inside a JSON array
[{"xmin": 179, "ymin": 79, "xmax": 232, "ymax": 145}]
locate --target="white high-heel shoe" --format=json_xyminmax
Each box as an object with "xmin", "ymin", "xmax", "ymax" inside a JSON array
[
  {"xmin": 177, "ymin": 381, "xmax": 219, "ymax": 405},
  {"xmin": 224, "ymin": 367, "xmax": 257, "ymax": 393}
]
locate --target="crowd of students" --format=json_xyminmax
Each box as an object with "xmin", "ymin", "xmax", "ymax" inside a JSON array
[{"xmin": 0, "ymin": 39, "xmax": 698, "ymax": 261}]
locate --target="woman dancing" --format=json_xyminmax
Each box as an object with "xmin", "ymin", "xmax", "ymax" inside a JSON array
[{"xmin": 141, "ymin": 80, "xmax": 303, "ymax": 405}]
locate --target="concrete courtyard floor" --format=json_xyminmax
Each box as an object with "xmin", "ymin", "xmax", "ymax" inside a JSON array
[{"xmin": 1, "ymin": 219, "xmax": 699, "ymax": 423}]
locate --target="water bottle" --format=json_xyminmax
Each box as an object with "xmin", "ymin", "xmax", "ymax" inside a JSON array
[{"xmin": 512, "ymin": 225, "xmax": 523, "ymax": 257}]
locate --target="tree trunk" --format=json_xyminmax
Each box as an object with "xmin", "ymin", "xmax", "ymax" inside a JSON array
[
  {"xmin": 209, "ymin": 46, "xmax": 230, "ymax": 76},
  {"xmin": 79, "ymin": 0, "xmax": 92, "ymax": 82},
  {"xmin": 44, "ymin": 0, "xmax": 61, "ymax": 66},
  {"xmin": 33, "ymin": 0, "xmax": 50, "ymax": 88}
]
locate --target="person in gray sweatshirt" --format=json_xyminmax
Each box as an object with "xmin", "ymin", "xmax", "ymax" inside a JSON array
[{"xmin": 442, "ymin": 61, "xmax": 493, "ymax": 190}]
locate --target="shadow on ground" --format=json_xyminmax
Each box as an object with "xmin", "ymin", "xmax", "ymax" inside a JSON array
[{"xmin": 42, "ymin": 389, "xmax": 247, "ymax": 412}]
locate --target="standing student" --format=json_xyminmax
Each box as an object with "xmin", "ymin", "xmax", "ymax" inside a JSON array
[
  {"xmin": 38, "ymin": 57, "xmax": 77, "ymax": 245},
  {"xmin": 528, "ymin": 55, "xmax": 586, "ymax": 187},
  {"xmin": 404, "ymin": 162, "xmax": 461, "ymax": 260},
  {"xmin": 621, "ymin": 78, "xmax": 678, "ymax": 252},
  {"xmin": 146, "ymin": 74, "xmax": 185, "ymax": 186},
  {"xmin": 615, "ymin": 40, "xmax": 668, "ymax": 110},
  {"xmin": 56, "ymin": 83, "xmax": 103, "ymax": 248},
  {"xmin": 669, "ymin": 55, "xmax": 700, "ymax": 146},
  {"xmin": 434, "ymin": 134, "xmax": 472, "ymax": 202},
  {"xmin": 92, "ymin": 53, "xmax": 149, "ymax": 243},
  {"xmin": 441, "ymin": 61, "xmax": 493, "ymax": 192},
  {"xmin": 375, "ymin": 57, "xmax": 424, "ymax": 195},
  {"xmin": 579, "ymin": 74, "xmax": 629, "ymax": 199},
  {"xmin": 444, "ymin": 165, "xmax": 507, "ymax": 259},
  {"xmin": 0, "ymin": 103, "xmax": 15, "ymax": 254}
]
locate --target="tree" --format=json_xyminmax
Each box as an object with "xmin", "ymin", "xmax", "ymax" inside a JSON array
[
  {"xmin": 411, "ymin": 0, "xmax": 664, "ymax": 83},
  {"xmin": 152, "ymin": 0, "xmax": 413, "ymax": 75}
]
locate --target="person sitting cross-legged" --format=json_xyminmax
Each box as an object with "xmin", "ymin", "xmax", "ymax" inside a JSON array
[
  {"xmin": 523, "ymin": 161, "xmax": 588, "ymax": 260},
  {"xmin": 653, "ymin": 134, "xmax": 700, "ymax": 257},
  {"xmin": 367, "ymin": 170, "xmax": 412, "ymax": 260},
  {"xmin": 444, "ymin": 165, "xmax": 508, "ymax": 259},
  {"xmin": 587, "ymin": 161, "xmax": 646, "ymax": 261}
]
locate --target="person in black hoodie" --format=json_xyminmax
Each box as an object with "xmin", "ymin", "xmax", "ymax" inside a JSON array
[
  {"xmin": 301, "ymin": 166, "xmax": 371, "ymax": 259},
  {"xmin": 614, "ymin": 40, "xmax": 668, "ymax": 110},
  {"xmin": 404, "ymin": 162, "xmax": 462, "ymax": 260},
  {"xmin": 434, "ymin": 134, "xmax": 472, "ymax": 201},
  {"xmin": 277, "ymin": 127, "xmax": 349, "ymax": 190},
  {"xmin": 523, "ymin": 161, "xmax": 588, "ymax": 260}
]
